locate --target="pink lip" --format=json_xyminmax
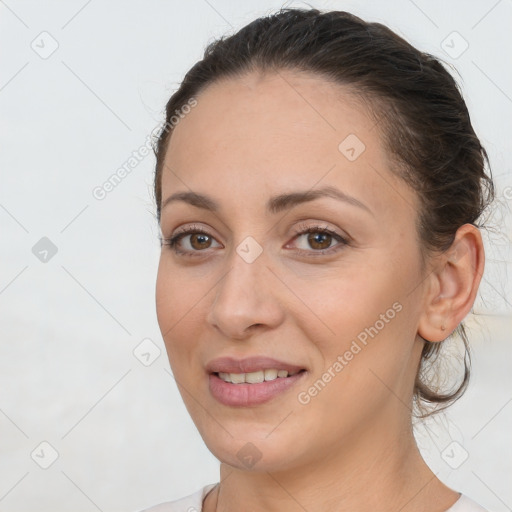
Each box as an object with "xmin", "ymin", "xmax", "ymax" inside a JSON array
[
  {"xmin": 208, "ymin": 371, "xmax": 307, "ymax": 407},
  {"xmin": 205, "ymin": 356, "xmax": 305, "ymax": 375}
]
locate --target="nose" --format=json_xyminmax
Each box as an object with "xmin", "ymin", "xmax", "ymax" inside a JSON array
[{"xmin": 206, "ymin": 248, "xmax": 286, "ymax": 339}]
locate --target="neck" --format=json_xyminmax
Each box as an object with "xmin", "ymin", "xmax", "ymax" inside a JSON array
[{"xmin": 208, "ymin": 415, "xmax": 458, "ymax": 512}]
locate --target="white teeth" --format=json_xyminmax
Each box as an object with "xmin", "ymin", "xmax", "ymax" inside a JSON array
[
  {"xmin": 230, "ymin": 373, "xmax": 246, "ymax": 384},
  {"xmin": 217, "ymin": 369, "xmax": 300, "ymax": 384},
  {"xmin": 264, "ymin": 368, "xmax": 278, "ymax": 381},
  {"xmin": 245, "ymin": 371, "xmax": 265, "ymax": 384}
]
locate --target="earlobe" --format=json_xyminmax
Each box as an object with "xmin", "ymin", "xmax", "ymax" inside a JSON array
[{"xmin": 417, "ymin": 224, "xmax": 485, "ymax": 343}]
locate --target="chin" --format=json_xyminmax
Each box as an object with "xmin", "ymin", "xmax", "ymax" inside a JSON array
[{"xmin": 199, "ymin": 424, "xmax": 304, "ymax": 473}]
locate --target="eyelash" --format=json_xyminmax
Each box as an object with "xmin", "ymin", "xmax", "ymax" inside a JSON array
[
  {"xmin": 160, "ymin": 222, "xmax": 349, "ymax": 258},
  {"xmin": 289, "ymin": 222, "xmax": 349, "ymax": 256},
  {"xmin": 160, "ymin": 224, "xmax": 215, "ymax": 258}
]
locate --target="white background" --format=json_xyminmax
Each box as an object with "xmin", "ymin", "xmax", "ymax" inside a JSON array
[{"xmin": 0, "ymin": 0, "xmax": 511, "ymax": 511}]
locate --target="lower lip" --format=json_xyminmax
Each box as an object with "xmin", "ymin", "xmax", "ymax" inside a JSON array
[{"xmin": 209, "ymin": 371, "xmax": 307, "ymax": 407}]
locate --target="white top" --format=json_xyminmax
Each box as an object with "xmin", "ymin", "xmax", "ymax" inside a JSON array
[{"xmin": 139, "ymin": 484, "xmax": 489, "ymax": 512}]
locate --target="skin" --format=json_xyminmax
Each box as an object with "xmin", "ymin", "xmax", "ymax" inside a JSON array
[{"xmin": 155, "ymin": 70, "xmax": 485, "ymax": 512}]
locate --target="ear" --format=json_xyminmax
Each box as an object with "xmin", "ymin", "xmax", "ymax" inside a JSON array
[{"xmin": 417, "ymin": 224, "xmax": 485, "ymax": 343}]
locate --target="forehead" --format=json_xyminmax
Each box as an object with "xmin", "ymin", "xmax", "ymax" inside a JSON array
[
  {"xmin": 168, "ymin": 70, "xmax": 372, "ymax": 160},
  {"xmin": 161, "ymin": 70, "xmax": 417, "ymax": 219}
]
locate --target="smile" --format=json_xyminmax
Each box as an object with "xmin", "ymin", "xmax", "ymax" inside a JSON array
[
  {"xmin": 209, "ymin": 369, "xmax": 307, "ymax": 406},
  {"xmin": 216, "ymin": 368, "xmax": 302, "ymax": 384}
]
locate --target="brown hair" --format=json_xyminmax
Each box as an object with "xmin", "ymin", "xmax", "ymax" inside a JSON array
[{"xmin": 151, "ymin": 8, "xmax": 495, "ymax": 417}]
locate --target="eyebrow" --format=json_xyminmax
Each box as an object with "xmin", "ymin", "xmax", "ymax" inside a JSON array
[{"xmin": 161, "ymin": 185, "xmax": 372, "ymax": 216}]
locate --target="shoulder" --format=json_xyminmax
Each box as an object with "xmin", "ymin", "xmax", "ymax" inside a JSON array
[
  {"xmin": 138, "ymin": 483, "xmax": 218, "ymax": 512},
  {"xmin": 445, "ymin": 493, "xmax": 489, "ymax": 512}
]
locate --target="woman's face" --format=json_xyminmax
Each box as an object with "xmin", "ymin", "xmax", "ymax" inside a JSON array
[{"xmin": 156, "ymin": 70, "xmax": 429, "ymax": 472}]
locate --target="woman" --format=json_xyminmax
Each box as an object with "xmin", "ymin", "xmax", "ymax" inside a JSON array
[{"xmin": 144, "ymin": 7, "xmax": 494, "ymax": 512}]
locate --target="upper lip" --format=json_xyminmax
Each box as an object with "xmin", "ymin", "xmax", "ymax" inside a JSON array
[{"xmin": 206, "ymin": 356, "xmax": 306, "ymax": 374}]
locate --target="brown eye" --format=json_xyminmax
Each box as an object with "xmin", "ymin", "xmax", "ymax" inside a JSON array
[
  {"xmin": 190, "ymin": 233, "xmax": 212, "ymax": 250},
  {"xmin": 164, "ymin": 226, "xmax": 222, "ymax": 255},
  {"xmin": 289, "ymin": 224, "xmax": 348, "ymax": 256},
  {"xmin": 307, "ymin": 232, "xmax": 332, "ymax": 250}
]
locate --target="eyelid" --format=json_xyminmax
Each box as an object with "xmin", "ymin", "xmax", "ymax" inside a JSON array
[
  {"xmin": 289, "ymin": 220, "xmax": 349, "ymax": 241},
  {"xmin": 285, "ymin": 221, "xmax": 349, "ymax": 255},
  {"xmin": 173, "ymin": 223, "xmax": 216, "ymax": 238},
  {"xmin": 162, "ymin": 221, "xmax": 349, "ymax": 257},
  {"xmin": 161, "ymin": 223, "xmax": 223, "ymax": 256}
]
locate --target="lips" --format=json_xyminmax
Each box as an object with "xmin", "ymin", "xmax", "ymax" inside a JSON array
[
  {"xmin": 205, "ymin": 355, "xmax": 308, "ymax": 406},
  {"xmin": 208, "ymin": 369, "xmax": 307, "ymax": 406},
  {"xmin": 205, "ymin": 356, "xmax": 306, "ymax": 375}
]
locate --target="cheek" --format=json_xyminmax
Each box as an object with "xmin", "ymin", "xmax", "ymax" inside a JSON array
[
  {"xmin": 290, "ymin": 252, "xmax": 418, "ymax": 383},
  {"xmin": 155, "ymin": 255, "xmax": 219, "ymax": 380},
  {"xmin": 155, "ymin": 257, "xmax": 198, "ymax": 358},
  {"xmin": 300, "ymin": 261, "xmax": 421, "ymax": 417},
  {"xmin": 288, "ymin": 260, "xmax": 404, "ymax": 344},
  {"xmin": 155, "ymin": 258, "xmax": 178, "ymax": 334},
  {"xmin": 155, "ymin": 255, "xmax": 206, "ymax": 328}
]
